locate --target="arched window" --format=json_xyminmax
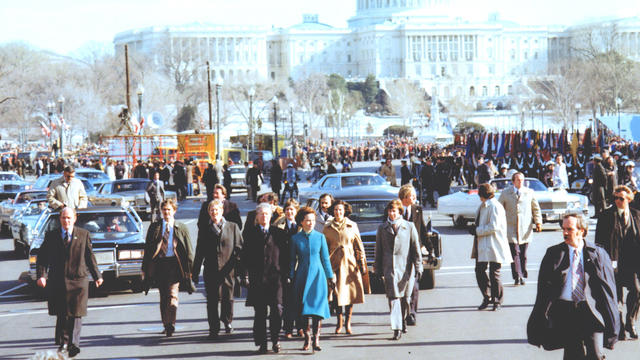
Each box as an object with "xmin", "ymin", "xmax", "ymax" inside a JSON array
[
  {"xmin": 494, "ymin": 86, "xmax": 500, "ymax": 96},
  {"xmin": 469, "ymin": 86, "xmax": 475, "ymax": 96}
]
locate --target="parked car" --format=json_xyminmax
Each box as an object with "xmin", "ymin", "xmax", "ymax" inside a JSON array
[
  {"xmin": 0, "ymin": 190, "xmax": 47, "ymax": 233},
  {"xmin": 437, "ymin": 177, "xmax": 589, "ymax": 228},
  {"xmin": 304, "ymin": 186, "xmax": 442, "ymax": 292},
  {"xmin": 10, "ymin": 198, "xmax": 48, "ymax": 257},
  {"xmin": 298, "ymin": 172, "xmax": 397, "ymax": 204},
  {"xmin": 75, "ymin": 167, "xmax": 111, "ymax": 189},
  {"xmin": 90, "ymin": 179, "xmax": 177, "ymax": 219},
  {"xmin": 0, "ymin": 171, "xmax": 33, "ymax": 200},
  {"xmin": 228, "ymin": 164, "xmax": 247, "ymax": 190},
  {"xmin": 22, "ymin": 206, "xmax": 146, "ymax": 294}
]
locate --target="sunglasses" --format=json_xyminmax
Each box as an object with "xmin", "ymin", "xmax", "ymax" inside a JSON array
[{"xmin": 614, "ymin": 196, "xmax": 626, "ymax": 201}]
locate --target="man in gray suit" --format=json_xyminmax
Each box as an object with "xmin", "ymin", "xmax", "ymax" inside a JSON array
[
  {"xmin": 146, "ymin": 171, "xmax": 165, "ymax": 222},
  {"xmin": 498, "ymin": 172, "xmax": 541, "ymax": 286},
  {"xmin": 47, "ymin": 166, "xmax": 88, "ymax": 210}
]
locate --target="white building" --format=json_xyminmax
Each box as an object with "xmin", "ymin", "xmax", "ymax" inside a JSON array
[{"xmin": 113, "ymin": 0, "xmax": 640, "ymax": 105}]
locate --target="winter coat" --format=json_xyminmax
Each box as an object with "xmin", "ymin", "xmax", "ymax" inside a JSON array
[
  {"xmin": 472, "ymin": 197, "xmax": 513, "ymax": 264},
  {"xmin": 498, "ymin": 185, "xmax": 542, "ymax": 245}
]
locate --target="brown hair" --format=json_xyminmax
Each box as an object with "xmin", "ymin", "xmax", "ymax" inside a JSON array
[
  {"xmin": 214, "ymin": 184, "xmax": 227, "ymax": 196},
  {"xmin": 330, "ymin": 199, "xmax": 352, "ymax": 217},
  {"xmin": 259, "ymin": 192, "xmax": 279, "ymax": 205},
  {"xmin": 385, "ymin": 199, "xmax": 404, "ymax": 214},
  {"xmin": 478, "ymin": 183, "xmax": 495, "ymax": 200},
  {"xmin": 295, "ymin": 206, "xmax": 316, "ymax": 225},
  {"xmin": 161, "ymin": 198, "xmax": 177, "ymax": 211},
  {"xmin": 562, "ymin": 213, "xmax": 588, "ymax": 237},
  {"xmin": 283, "ymin": 198, "xmax": 299, "ymax": 211},
  {"xmin": 614, "ymin": 185, "xmax": 635, "ymax": 202}
]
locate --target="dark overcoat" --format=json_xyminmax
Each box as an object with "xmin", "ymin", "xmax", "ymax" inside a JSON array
[
  {"xmin": 595, "ymin": 206, "xmax": 640, "ymax": 286},
  {"xmin": 36, "ymin": 227, "xmax": 101, "ymax": 317},
  {"xmin": 142, "ymin": 221, "xmax": 194, "ymax": 290},
  {"xmin": 192, "ymin": 220, "xmax": 243, "ymax": 298},
  {"xmin": 197, "ymin": 200, "xmax": 243, "ymax": 230},
  {"xmin": 527, "ymin": 242, "xmax": 619, "ymax": 350},
  {"xmin": 241, "ymin": 224, "xmax": 287, "ymax": 307}
]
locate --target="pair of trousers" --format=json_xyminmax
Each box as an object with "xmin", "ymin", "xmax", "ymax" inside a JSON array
[
  {"xmin": 509, "ymin": 243, "xmax": 529, "ymax": 279},
  {"xmin": 388, "ymin": 297, "xmax": 409, "ymax": 330},
  {"xmin": 204, "ymin": 275, "xmax": 234, "ymax": 333},
  {"xmin": 56, "ymin": 315, "xmax": 82, "ymax": 346},
  {"xmin": 187, "ymin": 183, "xmax": 193, "ymax": 196},
  {"xmin": 156, "ymin": 257, "xmax": 180, "ymax": 328},
  {"xmin": 475, "ymin": 261, "xmax": 503, "ymax": 304},
  {"xmin": 409, "ymin": 277, "xmax": 419, "ymax": 317},
  {"xmin": 252, "ymin": 303, "xmax": 282, "ymax": 346},
  {"xmin": 626, "ymin": 272, "xmax": 640, "ymax": 323},
  {"xmin": 553, "ymin": 300, "xmax": 604, "ymax": 360}
]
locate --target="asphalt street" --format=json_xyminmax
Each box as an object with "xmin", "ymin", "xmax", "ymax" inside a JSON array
[{"xmin": 0, "ymin": 160, "xmax": 638, "ymax": 359}]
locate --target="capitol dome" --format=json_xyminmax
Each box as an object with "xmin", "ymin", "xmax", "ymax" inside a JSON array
[{"xmin": 350, "ymin": 0, "xmax": 455, "ymax": 28}]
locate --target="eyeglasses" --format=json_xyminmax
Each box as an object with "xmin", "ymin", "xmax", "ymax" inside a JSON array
[{"xmin": 614, "ymin": 196, "xmax": 626, "ymax": 201}]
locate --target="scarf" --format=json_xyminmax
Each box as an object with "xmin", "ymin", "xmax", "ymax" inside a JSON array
[
  {"xmin": 331, "ymin": 217, "xmax": 347, "ymax": 230},
  {"xmin": 210, "ymin": 217, "xmax": 226, "ymax": 236}
]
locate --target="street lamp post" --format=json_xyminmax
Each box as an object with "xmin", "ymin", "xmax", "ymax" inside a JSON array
[
  {"xmin": 47, "ymin": 101, "xmax": 55, "ymax": 148},
  {"xmin": 574, "ymin": 103, "xmax": 581, "ymax": 134},
  {"xmin": 530, "ymin": 108, "xmax": 534, "ymax": 130},
  {"xmin": 137, "ymin": 84, "xmax": 144, "ymax": 158},
  {"xmin": 57, "ymin": 96, "xmax": 65, "ymax": 159},
  {"xmin": 248, "ymin": 87, "xmax": 255, "ymax": 163},
  {"xmin": 290, "ymin": 107, "xmax": 296, "ymax": 162},
  {"xmin": 540, "ymin": 103, "xmax": 545, "ymax": 133},
  {"xmin": 273, "ymin": 96, "xmax": 279, "ymax": 159},
  {"xmin": 215, "ymin": 76, "xmax": 223, "ymax": 161},
  {"xmin": 616, "ymin": 97, "xmax": 622, "ymax": 137},
  {"xmin": 207, "ymin": 62, "xmax": 213, "ymax": 130}
]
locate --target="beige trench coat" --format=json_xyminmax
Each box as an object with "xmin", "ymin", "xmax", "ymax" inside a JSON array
[
  {"xmin": 323, "ymin": 218, "xmax": 367, "ymax": 306},
  {"xmin": 497, "ymin": 185, "xmax": 542, "ymax": 245},
  {"xmin": 374, "ymin": 219, "xmax": 423, "ymax": 298},
  {"xmin": 471, "ymin": 197, "xmax": 513, "ymax": 264},
  {"xmin": 46, "ymin": 176, "xmax": 88, "ymax": 210},
  {"xmin": 379, "ymin": 164, "xmax": 397, "ymax": 186}
]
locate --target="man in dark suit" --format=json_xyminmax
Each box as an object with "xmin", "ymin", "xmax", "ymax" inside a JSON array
[
  {"xmin": 241, "ymin": 203, "xmax": 288, "ymax": 354},
  {"xmin": 133, "ymin": 160, "xmax": 148, "ymax": 179},
  {"xmin": 420, "ymin": 158, "xmax": 436, "ymax": 207},
  {"xmin": 146, "ymin": 171, "xmax": 165, "ymax": 223},
  {"xmin": 202, "ymin": 163, "xmax": 219, "ymax": 202},
  {"xmin": 400, "ymin": 160, "xmax": 412, "ymax": 186},
  {"xmin": 592, "ymin": 155, "xmax": 608, "ymax": 217},
  {"xmin": 246, "ymin": 163, "xmax": 263, "ymax": 202},
  {"xmin": 142, "ymin": 199, "xmax": 194, "ymax": 337},
  {"xmin": 528, "ymin": 213, "xmax": 619, "ymax": 359},
  {"xmin": 399, "ymin": 184, "xmax": 434, "ymax": 326},
  {"xmin": 36, "ymin": 207, "xmax": 103, "ymax": 357},
  {"xmin": 172, "ymin": 160, "xmax": 187, "ymax": 201},
  {"xmin": 197, "ymin": 184, "xmax": 242, "ymax": 231},
  {"xmin": 595, "ymin": 185, "xmax": 640, "ymax": 340}
]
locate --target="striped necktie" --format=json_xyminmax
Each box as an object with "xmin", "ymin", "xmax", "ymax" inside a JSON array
[
  {"xmin": 160, "ymin": 225, "xmax": 170, "ymax": 257},
  {"xmin": 571, "ymin": 248, "xmax": 585, "ymax": 302}
]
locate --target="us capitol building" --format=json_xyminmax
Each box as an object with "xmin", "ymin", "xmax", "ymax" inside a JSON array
[{"xmin": 114, "ymin": 0, "xmax": 640, "ymax": 104}]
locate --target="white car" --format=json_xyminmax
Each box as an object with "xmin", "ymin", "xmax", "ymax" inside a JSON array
[
  {"xmin": 437, "ymin": 178, "xmax": 589, "ymax": 228},
  {"xmin": 228, "ymin": 165, "xmax": 248, "ymax": 190}
]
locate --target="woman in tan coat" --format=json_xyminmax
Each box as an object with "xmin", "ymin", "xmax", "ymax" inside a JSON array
[{"xmin": 323, "ymin": 200, "xmax": 369, "ymax": 334}]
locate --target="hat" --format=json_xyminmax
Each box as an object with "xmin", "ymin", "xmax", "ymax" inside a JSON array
[
  {"xmin": 622, "ymin": 155, "xmax": 629, "ymax": 161},
  {"xmin": 501, "ymin": 164, "xmax": 509, "ymax": 169},
  {"xmin": 546, "ymin": 160, "xmax": 555, "ymax": 167},
  {"xmin": 614, "ymin": 151, "xmax": 622, "ymax": 157},
  {"xmin": 287, "ymin": 163, "xmax": 293, "ymax": 168},
  {"xmin": 626, "ymin": 161, "xmax": 635, "ymax": 167},
  {"xmin": 593, "ymin": 154, "xmax": 603, "ymax": 161}
]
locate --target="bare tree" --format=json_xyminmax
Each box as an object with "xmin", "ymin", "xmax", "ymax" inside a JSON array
[
  {"xmin": 385, "ymin": 79, "xmax": 426, "ymax": 135},
  {"xmin": 293, "ymin": 73, "xmax": 328, "ymax": 132}
]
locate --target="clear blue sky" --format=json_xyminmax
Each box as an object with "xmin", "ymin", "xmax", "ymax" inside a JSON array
[{"xmin": 1, "ymin": 0, "xmax": 638, "ymax": 55}]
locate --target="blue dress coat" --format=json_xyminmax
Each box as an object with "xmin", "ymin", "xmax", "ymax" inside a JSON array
[{"xmin": 290, "ymin": 230, "xmax": 334, "ymax": 319}]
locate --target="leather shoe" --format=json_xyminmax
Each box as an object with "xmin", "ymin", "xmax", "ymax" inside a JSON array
[
  {"xmin": 626, "ymin": 322, "xmax": 639, "ymax": 339},
  {"xmin": 272, "ymin": 343, "xmax": 281, "ymax": 353},
  {"xmin": 68, "ymin": 344, "xmax": 80, "ymax": 358},
  {"xmin": 392, "ymin": 330, "xmax": 402, "ymax": 340},
  {"xmin": 224, "ymin": 324, "xmax": 233, "ymax": 334},
  {"xmin": 493, "ymin": 303, "xmax": 502, "ymax": 311},
  {"xmin": 165, "ymin": 324, "xmax": 175, "ymax": 337},
  {"xmin": 256, "ymin": 343, "xmax": 268, "ymax": 354},
  {"xmin": 478, "ymin": 298, "xmax": 491, "ymax": 310},
  {"xmin": 406, "ymin": 314, "xmax": 416, "ymax": 326},
  {"xmin": 207, "ymin": 332, "xmax": 219, "ymax": 340},
  {"xmin": 519, "ymin": 277, "xmax": 525, "ymax": 285},
  {"xmin": 514, "ymin": 279, "xmax": 520, "ymax": 286},
  {"xmin": 57, "ymin": 344, "xmax": 67, "ymax": 353}
]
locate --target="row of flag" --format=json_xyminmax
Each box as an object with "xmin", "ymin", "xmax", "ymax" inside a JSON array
[
  {"xmin": 38, "ymin": 114, "xmax": 67, "ymax": 138},
  {"xmin": 461, "ymin": 127, "xmax": 610, "ymax": 160}
]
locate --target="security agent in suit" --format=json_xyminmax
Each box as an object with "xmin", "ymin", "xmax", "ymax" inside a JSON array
[
  {"xmin": 592, "ymin": 155, "xmax": 608, "ymax": 217},
  {"xmin": 141, "ymin": 199, "xmax": 194, "ymax": 337},
  {"xmin": 528, "ymin": 214, "xmax": 619, "ymax": 359},
  {"xmin": 192, "ymin": 198, "xmax": 243, "ymax": 339},
  {"xmin": 398, "ymin": 184, "xmax": 434, "ymax": 326},
  {"xmin": 36, "ymin": 207, "xmax": 103, "ymax": 357},
  {"xmin": 241, "ymin": 203, "xmax": 288, "ymax": 354},
  {"xmin": 197, "ymin": 184, "xmax": 242, "ymax": 230},
  {"xmin": 146, "ymin": 171, "xmax": 165, "ymax": 223},
  {"xmin": 595, "ymin": 185, "xmax": 640, "ymax": 340},
  {"xmin": 46, "ymin": 166, "xmax": 88, "ymax": 210}
]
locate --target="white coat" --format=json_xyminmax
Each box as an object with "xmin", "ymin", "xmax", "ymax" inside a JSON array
[
  {"xmin": 472, "ymin": 197, "xmax": 513, "ymax": 264},
  {"xmin": 498, "ymin": 185, "xmax": 542, "ymax": 245}
]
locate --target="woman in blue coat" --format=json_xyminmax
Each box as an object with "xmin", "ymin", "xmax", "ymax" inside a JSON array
[{"xmin": 290, "ymin": 206, "xmax": 336, "ymax": 352}]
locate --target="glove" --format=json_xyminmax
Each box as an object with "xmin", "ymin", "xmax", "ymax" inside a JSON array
[{"xmin": 191, "ymin": 273, "xmax": 199, "ymax": 285}]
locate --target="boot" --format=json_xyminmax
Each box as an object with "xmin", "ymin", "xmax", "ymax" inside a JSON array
[
  {"xmin": 312, "ymin": 329, "xmax": 322, "ymax": 352},
  {"xmin": 335, "ymin": 313, "xmax": 344, "ymax": 334},
  {"xmin": 345, "ymin": 306, "xmax": 353, "ymax": 334}
]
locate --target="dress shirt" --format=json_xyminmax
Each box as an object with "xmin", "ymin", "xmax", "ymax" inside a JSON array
[
  {"xmin": 61, "ymin": 228, "xmax": 73, "ymax": 243},
  {"xmin": 560, "ymin": 243, "xmax": 584, "ymax": 301},
  {"xmin": 286, "ymin": 219, "xmax": 296, "ymax": 230},
  {"xmin": 162, "ymin": 219, "xmax": 175, "ymax": 257}
]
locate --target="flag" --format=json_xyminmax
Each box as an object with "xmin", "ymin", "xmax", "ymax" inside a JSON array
[
  {"xmin": 571, "ymin": 130, "xmax": 579, "ymax": 161},
  {"xmin": 139, "ymin": 116, "xmax": 145, "ymax": 132},
  {"xmin": 482, "ymin": 132, "xmax": 489, "ymax": 155},
  {"xmin": 496, "ymin": 132, "xmax": 505, "ymax": 158},
  {"xmin": 39, "ymin": 120, "xmax": 51, "ymax": 137}
]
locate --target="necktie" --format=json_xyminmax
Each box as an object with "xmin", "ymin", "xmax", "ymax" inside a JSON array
[
  {"xmin": 571, "ymin": 249, "xmax": 585, "ymax": 302},
  {"xmin": 160, "ymin": 225, "xmax": 170, "ymax": 256},
  {"xmin": 404, "ymin": 208, "xmax": 410, "ymax": 221},
  {"xmin": 65, "ymin": 231, "xmax": 71, "ymax": 245},
  {"xmin": 324, "ymin": 213, "xmax": 328, "ymax": 221}
]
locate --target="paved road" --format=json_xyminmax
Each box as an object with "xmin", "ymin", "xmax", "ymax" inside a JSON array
[{"xmin": 0, "ymin": 161, "xmax": 638, "ymax": 359}]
